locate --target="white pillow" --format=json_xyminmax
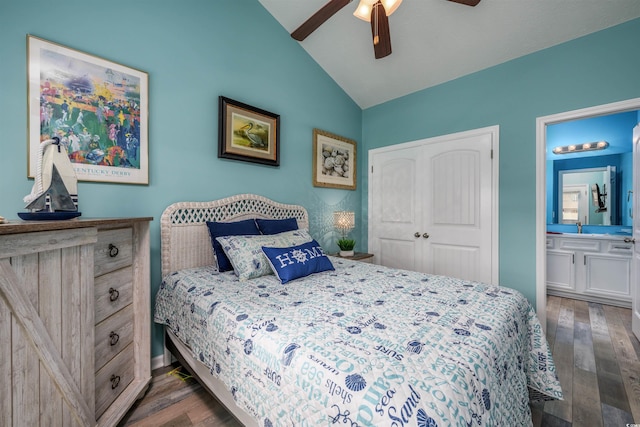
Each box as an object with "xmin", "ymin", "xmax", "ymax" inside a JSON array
[{"xmin": 215, "ymin": 229, "xmax": 313, "ymax": 281}]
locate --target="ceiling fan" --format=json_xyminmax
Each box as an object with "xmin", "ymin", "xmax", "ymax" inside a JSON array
[{"xmin": 291, "ymin": 0, "xmax": 481, "ymax": 59}]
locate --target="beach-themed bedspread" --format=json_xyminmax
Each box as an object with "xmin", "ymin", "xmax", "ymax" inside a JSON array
[{"xmin": 154, "ymin": 258, "xmax": 562, "ymax": 427}]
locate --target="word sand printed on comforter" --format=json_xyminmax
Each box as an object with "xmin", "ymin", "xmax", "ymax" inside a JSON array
[{"xmin": 155, "ymin": 258, "xmax": 562, "ymax": 427}]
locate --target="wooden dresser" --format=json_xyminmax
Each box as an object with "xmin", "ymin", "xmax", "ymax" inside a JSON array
[{"xmin": 0, "ymin": 217, "xmax": 152, "ymax": 427}]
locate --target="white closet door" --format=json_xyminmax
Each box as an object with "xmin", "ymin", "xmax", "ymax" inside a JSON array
[
  {"xmin": 369, "ymin": 146, "xmax": 424, "ymax": 271},
  {"xmin": 369, "ymin": 128, "xmax": 496, "ymax": 284},
  {"xmin": 421, "ymin": 133, "xmax": 493, "ymax": 283}
]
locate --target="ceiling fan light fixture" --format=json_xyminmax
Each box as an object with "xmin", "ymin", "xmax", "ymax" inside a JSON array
[{"xmin": 354, "ymin": 0, "xmax": 402, "ymax": 21}]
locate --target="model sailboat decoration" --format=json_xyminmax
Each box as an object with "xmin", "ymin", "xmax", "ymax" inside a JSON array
[{"xmin": 21, "ymin": 137, "xmax": 81, "ymax": 220}]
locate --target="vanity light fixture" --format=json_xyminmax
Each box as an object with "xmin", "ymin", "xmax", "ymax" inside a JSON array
[{"xmin": 552, "ymin": 140, "xmax": 609, "ymax": 155}]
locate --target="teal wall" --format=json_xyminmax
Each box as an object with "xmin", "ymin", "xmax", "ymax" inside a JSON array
[
  {"xmin": 0, "ymin": 0, "xmax": 362, "ymax": 358},
  {"xmin": 362, "ymin": 18, "xmax": 640, "ymax": 304},
  {"xmin": 2, "ymin": 0, "xmax": 640, "ymax": 360}
]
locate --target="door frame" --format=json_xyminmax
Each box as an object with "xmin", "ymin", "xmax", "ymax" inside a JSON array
[
  {"xmin": 558, "ymin": 183, "xmax": 590, "ymax": 225},
  {"xmin": 535, "ymin": 97, "xmax": 640, "ymax": 327},
  {"xmin": 368, "ymin": 125, "xmax": 500, "ymax": 284}
]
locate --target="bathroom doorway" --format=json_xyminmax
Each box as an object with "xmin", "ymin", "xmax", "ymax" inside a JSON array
[{"xmin": 536, "ymin": 97, "xmax": 640, "ymax": 328}]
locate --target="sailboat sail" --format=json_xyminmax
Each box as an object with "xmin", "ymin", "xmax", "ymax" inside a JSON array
[{"xmin": 24, "ymin": 138, "xmax": 79, "ymax": 213}]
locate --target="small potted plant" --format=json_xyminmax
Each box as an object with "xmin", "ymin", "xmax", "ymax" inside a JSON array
[{"xmin": 337, "ymin": 238, "xmax": 356, "ymax": 257}]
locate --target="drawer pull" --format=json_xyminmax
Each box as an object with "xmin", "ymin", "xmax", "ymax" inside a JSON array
[
  {"xmin": 110, "ymin": 374, "xmax": 121, "ymax": 389},
  {"xmin": 109, "ymin": 331, "xmax": 120, "ymax": 346},
  {"xmin": 108, "ymin": 243, "xmax": 119, "ymax": 258},
  {"xmin": 109, "ymin": 287, "xmax": 120, "ymax": 302}
]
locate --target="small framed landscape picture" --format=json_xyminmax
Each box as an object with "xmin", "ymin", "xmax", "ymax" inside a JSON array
[
  {"xmin": 312, "ymin": 128, "xmax": 356, "ymax": 190},
  {"xmin": 218, "ymin": 96, "xmax": 280, "ymax": 166}
]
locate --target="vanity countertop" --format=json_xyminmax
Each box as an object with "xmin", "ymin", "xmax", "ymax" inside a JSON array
[{"xmin": 546, "ymin": 232, "xmax": 632, "ymax": 240}]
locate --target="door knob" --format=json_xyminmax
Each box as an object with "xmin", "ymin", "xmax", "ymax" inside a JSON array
[
  {"xmin": 423, "ymin": 233, "xmax": 430, "ymax": 239},
  {"xmin": 414, "ymin": 232, "xmax": 421, "ymax": 238}
]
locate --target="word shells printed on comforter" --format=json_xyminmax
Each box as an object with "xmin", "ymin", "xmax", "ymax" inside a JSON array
[{"xmin": 154, "ymin": 257, "xmax": 562, "ymax": 427}]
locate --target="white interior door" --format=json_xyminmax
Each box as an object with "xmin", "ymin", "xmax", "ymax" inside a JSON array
[
  {"xmin": 560, "ymin": 184, "xmax": 589, "ymax": 224},
  {"xmin": 631, "ymin": 124, "xmax": 640, "ymax": 340},
  {"xmin": 422, "ymin": 133, "xmax": 494, "ymax": 283},
  {"xmin": 368, "ymin": 146, "xmax": 424, "ymax": 271},
  {"xmin": 368, "ymin": 127, "xmax": 497, "ymax": 284}
]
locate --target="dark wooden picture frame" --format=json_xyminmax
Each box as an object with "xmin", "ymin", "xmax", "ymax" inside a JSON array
[{"xmin": 218, "ymin": 96, "xmax": 280, "ymax": 166}]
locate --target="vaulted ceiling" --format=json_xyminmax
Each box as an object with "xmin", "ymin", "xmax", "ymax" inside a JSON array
[{"xmin": 258, "ymin": 0, "xmax": 640, "ymax": 109}]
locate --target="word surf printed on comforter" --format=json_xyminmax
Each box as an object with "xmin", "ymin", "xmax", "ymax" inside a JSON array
[{"xmin": 154, "ymin": 258, "xmax": 562, "ymax": 427}]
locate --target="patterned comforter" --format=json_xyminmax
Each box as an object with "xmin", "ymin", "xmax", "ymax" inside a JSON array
[{"xmin": 154, "ymin": 257, "xmax": 562, "ymax": 427}]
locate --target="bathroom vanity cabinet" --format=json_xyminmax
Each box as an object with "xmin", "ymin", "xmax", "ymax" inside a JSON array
[{"xmin": 546, "ymin": 233, "xmax": 633, "ymax": 307}]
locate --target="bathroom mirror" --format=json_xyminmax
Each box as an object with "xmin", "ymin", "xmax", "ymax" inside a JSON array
[
  {"xmin": 546, "ymin": 110, "xmax": 636, "ymax": 228},
  {"xmin": 557, "ymin": 167, "xmax": 615, "ymax": 225}
]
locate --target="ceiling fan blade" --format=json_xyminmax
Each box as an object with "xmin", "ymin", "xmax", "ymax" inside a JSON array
[
  {"xmin": 371, "ymin": 1, "xmax": 391, "ymax": 59},
  {"xmin": 291, "ymin": 0, "xmax": 352, "ymax": 41},
  {"xmin": 448, "ymin": 0, "xmax": 481, "ymax": 6}
]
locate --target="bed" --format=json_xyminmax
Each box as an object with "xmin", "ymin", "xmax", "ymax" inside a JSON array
[{"xmin": 154, "ymin": 194, "xmax": 562, "ymax": 427}]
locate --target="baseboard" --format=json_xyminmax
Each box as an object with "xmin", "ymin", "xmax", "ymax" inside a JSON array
[
  {"xmin": 151, "ymin": 354, "xmax": 165, "ymax": 370},
  {"xmin": 547, "ymin": 288, "xmax": 631, "ymax": 308}
]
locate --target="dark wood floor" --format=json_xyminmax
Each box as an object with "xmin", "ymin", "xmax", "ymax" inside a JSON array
[{"xmin": 120, "ymin": 296, "xmax": 640, "ymax": 427}]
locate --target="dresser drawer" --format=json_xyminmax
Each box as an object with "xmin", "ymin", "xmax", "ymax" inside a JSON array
[
  {"xmin": 95, "ymin": 304, "xmax": 134, "ymax": 372},
  {"xmin": 95, "ymin": 266, "xmax": 133, "ymax": 324},
  {"xmin": 95, "ymin": 228, "xmax": 133, "ymax": 277},
  {"xmin": 95, "ymin": 343, "xmax": 134, "ymax": 419}
]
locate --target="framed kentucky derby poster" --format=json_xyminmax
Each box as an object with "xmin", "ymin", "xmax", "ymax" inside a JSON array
[{"xmin": 27, "ymin": 35, "xmax": 149, "ymax": 184}]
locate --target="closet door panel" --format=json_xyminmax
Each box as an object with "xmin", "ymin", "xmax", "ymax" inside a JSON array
[
  {"xmin": 422, "ymin": 133, "xmax": 493, "ymax": 283},
  {"xmin": 369, "ymin": 147, "xmax": 424, "ymax": 271},
  {"xmin": 378, "ymin": 238, "xmax": 419, "ymax": 271},
  {"xmin": 430, "ymin": 243, "xmax": 480, "ymax": 282},
  {"xmin": 431, "ymin": 150, "xmax": 479, "ymax": 226}
]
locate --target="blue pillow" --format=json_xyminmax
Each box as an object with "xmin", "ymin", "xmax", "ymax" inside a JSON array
[
  {"xmin": 256, "ymin": 218, "xmax": 299, "ymax": 235},
  {"xmin": 262, "ymin": 240, "xmax": 334, "ymax": 284},
  {"xmin": 206, "ymin": 219, "xmax": 261, "ymax": 272}
]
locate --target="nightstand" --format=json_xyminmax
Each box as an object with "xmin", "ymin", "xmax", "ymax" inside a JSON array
[{"xmin": 337, "ymin": 252, "xmax": 374, "ymax": 263}]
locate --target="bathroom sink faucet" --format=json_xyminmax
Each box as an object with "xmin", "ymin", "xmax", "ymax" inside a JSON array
[{"xmin": 576, "ymin": 221, "xmax": 582, "ymax": 234}]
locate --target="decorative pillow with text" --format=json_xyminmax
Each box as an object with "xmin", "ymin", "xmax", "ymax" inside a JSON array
[{"xmin": 262, "ymin": 239, "xmax": 334, "ymax": 284}]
